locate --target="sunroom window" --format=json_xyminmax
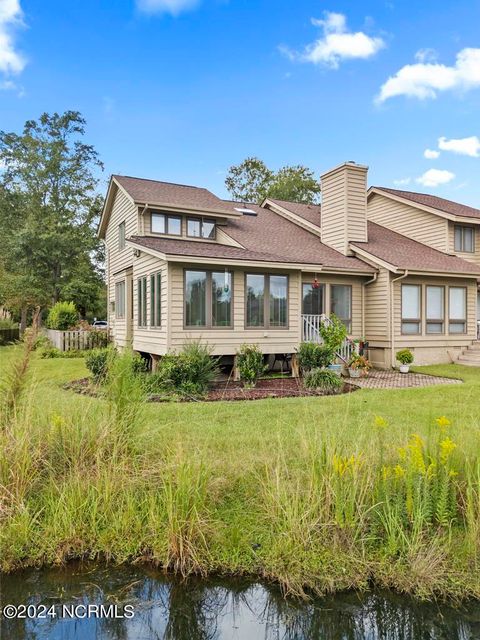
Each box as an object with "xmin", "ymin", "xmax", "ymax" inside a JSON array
[
  {"xmin": 426, "ymin": 286, "xmax": 444, "ymax": 334},
  {"xmin": 245, "ymin": 274, "xmax": 288, "ymax": 328},
  {"xmin": 449, "ymin": 287, "xmax": 467, "ymax": 334},
  {"xmin": 185, "ymin": 270, "xmax": 232, "ymax": 328},
  {"xmin": 401, "ymin": 284, "xmax": 421, "ymax": 334},
  {"xmin": 330, "ymin": 285, "xmax": 352, "ymax": 332}
]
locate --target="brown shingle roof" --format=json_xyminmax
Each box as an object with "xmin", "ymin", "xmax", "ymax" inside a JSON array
[
  {"xmin": 268, "ymin": 198, "xmax": 322, "ymax": 226},
  {"xmin": 128, "ymin": 236, "xmax": 296, "ymax": 264},
  {"xmin": 352, "ymin": 222, "xmax": 480, "ymax": 274},
  {"xmin": 221, "ymin": 202, "xmax": 373, "ymax": 272},
  {"xmin": 113, "ymin": 175, "xmax": 238, "ymax": 215},
  {"xmin": 374, "ymin": 187, "xmax": 480, "ymax": 220}
]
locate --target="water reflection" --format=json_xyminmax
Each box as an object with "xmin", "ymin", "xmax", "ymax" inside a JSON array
[{"xmin": 1, "ymin": 563, "xmax": 479, "ymax": 640}]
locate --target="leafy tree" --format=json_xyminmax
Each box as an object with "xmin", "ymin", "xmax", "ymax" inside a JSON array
[
  {"xmin": 225, "ymin": 157, "xmax": 273, "ymax": 203},
  {"xmin": 225, "ymin": 157, "xmax": 320, "ymax": 204},
  {"xmin": 0, "ymin": 111, "xmax": 105, "ymax": 329}
]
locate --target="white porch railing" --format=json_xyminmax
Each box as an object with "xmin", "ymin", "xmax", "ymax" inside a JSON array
[{"xmin": 301, "ymin": 314, "xmax": 355, "ymax": 363}]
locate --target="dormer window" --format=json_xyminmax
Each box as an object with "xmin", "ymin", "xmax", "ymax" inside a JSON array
[
  {"xmin": 187, "ymin": 218, "xmax": 216, "ymax": 240},
  {"xmin": 151, "ymin": 211, "xmax": 182, "ymax": 236},
  {"xmin": 454, "ymin": 225, "xmax": 475, "ymax": 253}
]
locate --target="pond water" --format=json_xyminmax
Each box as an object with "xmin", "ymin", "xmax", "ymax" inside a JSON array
[{"xmin": 1, "ymin": 563, "xmax": 479, "ymax": 640}]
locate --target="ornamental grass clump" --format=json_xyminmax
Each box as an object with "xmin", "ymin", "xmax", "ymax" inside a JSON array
[{"xmin": 303, "ymin": 368, "xmax": 343, "ymax": 394}]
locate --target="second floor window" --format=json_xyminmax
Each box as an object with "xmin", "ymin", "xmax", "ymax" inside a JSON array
[
  {"xmin": 246, "ymin": 274, "xmax": 288, "ymax": 328},
  {"xmin": 118, "ymin": 221, "xmax": 126, "ymax": 250},
  {"xmin": 454, "ymin": 225, "xmax": 475, "ymax": 253},
  {"xmin": 187, "ymin": 218, "xmax": 216, "ymax": 239},
  {"xmin": 151, "ymin": 212, "xmax": 182, "ymax": 235}
]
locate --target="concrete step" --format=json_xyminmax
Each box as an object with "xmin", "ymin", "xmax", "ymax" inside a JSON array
[
  {"xmin": 456, "ymin": 358, "xmax": 480, "ymax": 367},
  {"xmin": 458, "ymin": 351, "xmax": 480, "ymax": 360},
  {"xmin": 466, "ymin": 344, "xmax": 480, "ymax": 352}
]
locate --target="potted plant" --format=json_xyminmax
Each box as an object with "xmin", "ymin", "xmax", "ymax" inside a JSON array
[
  {"xmin": 396, "ymin": 348, "xmax": 414, "ymax": 373},
  {"xmin": 348, "ymin": 353, "xmax": 371, "ymax": 378}
]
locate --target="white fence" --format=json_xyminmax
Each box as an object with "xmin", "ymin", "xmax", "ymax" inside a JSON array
[
  {"xmin": 301, "ymin": 314, "xmax": 355, "ymax": 363},
  {"xmin": 46, "ymin": 329, "xmax": 109, "ymax": 352}
]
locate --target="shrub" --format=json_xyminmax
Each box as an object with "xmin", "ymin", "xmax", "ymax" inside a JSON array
[
  {"xmin": 396, "ymin": 349, "xmax": 414, "ymax": 365},
  {"xmin": 0, "ymin": 318, "xmax": 17, "ymax": 329},
  {"xmin": 297, "ymin": 342, "xmax": 335, "ymax": 372},
  {"xmin": 38, "ymin": 346, "xmax": 84, "ymax": 359},
  {"xmin": 236, "ymin": 344, "xmax": 268, "ymax": 388},
  {"xmin": 319, "ymin": 314, "xmax": 348, "ymax": 353},
  {"xmin": 46, "ymin": 301, "xmax": 78, "ymax": 330},
  {"xmin": 85, "ymin": 347, "xmax": 116, "ymax": 384},
  {"xmin": 303, "ymin": 368, "xmax": 343, "ymax": 393},
  {"xmin": 152, "ymin": 341, "xmax": 220, "ymax": 398}
]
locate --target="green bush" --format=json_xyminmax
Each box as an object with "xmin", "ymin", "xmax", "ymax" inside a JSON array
[
  {"xmin": 85, "ymin": 347, "xmax": 115, "ymax": 383},
  {"xmin": 319, "ymin": 314, "xmax": 348, "ymax": 352},
  {"xmin": 236, "ymin": 344, "xmax": 268, "ymax": 388},
  {"xmin": 46, "ymin": 301, "xmax": 78, "ymax": 330},
  {"xmin": 297, "ymin": 342, "xmax": 335, "ymax": 372},
  {"xmin": 39, "ymin": 346, "xmax": 84, "ymax": 359},
  {"xmin": 303, "ymin": 367, "xmax": 343, "ymax": 393},
  {"xmin": 149, "ymin": 341, "xmax": 220, "ymax": 398},
  {"xmin": 396, "ymin": 348, "xmax": 414, "ymax": 365},
  {"xmin": 0, "ymin": 318, "xmax": 17, "ymax": 329}
]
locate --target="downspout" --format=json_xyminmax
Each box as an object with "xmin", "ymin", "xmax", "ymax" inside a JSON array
[
  {"xmin": 140, "ymin": 204, "xmax": 149, "ymax": 235},
  {"xmin": 361, "ymin": 272, "xmax": 378, "ymax": 337},
  {"xmin": 390, "ymin": 270, "xmax": 409, "ymax": 368}
]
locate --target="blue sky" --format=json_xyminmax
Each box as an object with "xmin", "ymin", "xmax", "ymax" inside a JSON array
[{"xmin": 1, "ymin": 0, "xmax": 480, "ymax": 205}]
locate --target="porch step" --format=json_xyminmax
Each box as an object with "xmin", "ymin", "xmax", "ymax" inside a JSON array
[
  {"xmin": 457, "ymin": 353, "xmax": 480, "ymax": 364},
  {"xmin": 456, "ymin": 358, "xmax": 480, "ymax": 367}
]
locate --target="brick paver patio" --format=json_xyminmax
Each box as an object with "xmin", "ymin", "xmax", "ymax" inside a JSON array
[{"xmin": 352, "ymin": 369, "xmax": 462, "ymax": 389}]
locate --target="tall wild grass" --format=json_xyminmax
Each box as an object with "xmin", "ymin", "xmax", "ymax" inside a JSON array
[{"xmin": 0, "ymin": 343, "xmax": 479, "ymax": 600}]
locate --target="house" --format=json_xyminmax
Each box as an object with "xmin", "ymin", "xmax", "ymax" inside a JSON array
[{"xmin": 98, "ymin": 162, "xmax": 480, "ymax": 370}]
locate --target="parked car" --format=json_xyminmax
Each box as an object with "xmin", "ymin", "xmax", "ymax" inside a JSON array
[{"xmin": 92, "ymin": 320, "xmax": 108, "ymax": 330}]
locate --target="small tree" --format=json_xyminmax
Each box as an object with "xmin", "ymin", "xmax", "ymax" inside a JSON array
[{"xmin": 46, "ymin": 301, "xmax": 78, "ymax": 330}]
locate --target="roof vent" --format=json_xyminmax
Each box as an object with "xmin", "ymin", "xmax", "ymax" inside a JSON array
[{"xmin": 234, "ymin": 206, "xmax": 257, "ymax": 216}]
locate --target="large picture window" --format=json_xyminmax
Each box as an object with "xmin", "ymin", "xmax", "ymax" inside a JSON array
[
  {"xmin": 246, "ymin": 274, "xmax": 288, "ymax": 328},
  {"xmin": 449, "ymin": 287, "xmax": 467, "ymax": 334},
  {"xmin": 401, "ymin": 284, "xmax": 421, "ymax": 334},
  {"xmin": 302, "ymin": 283, "xmax": 324, "ymax": 316},
  {"xmin": 115, "ymin": 281, "xmax": 125, "ymax": 319},
  {"xmin": 151, "ymin": 211, "xmax": 182, "ymax": 235},
  {"xmin": 185, "ymin": 270, "xmax": 232, "ymax": 328},
  {"xmin": 137, "ymin": 277, "xmax": 147, "ymax": 327},
  {"xmin": 187, "ymin": 218, "xmax": 216, "ymax": 239},
  {"xmin": 330, "ymin": 285, "xmax": 352, "ymax": 332},
  {"xmin": 454, "ymin": 225, "xmax": 475, "ymax": 253},
  {"xmin": 150, "ymin": 272, "xmax": 162, "ymax": 327},
  {"xmin": 426, "ymin": 286, "xmax": 445, "ymax": 334}
]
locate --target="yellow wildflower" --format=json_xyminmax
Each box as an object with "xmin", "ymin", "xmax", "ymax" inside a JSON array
[
  {"xmin": 408, "ymin": 434, "xmax": 426, "ymax": 474},
  {"xmin": 394, "ymin": 464, "xmax": 405, "ymax": 478},
  {"xmin": 435, "ymin": 416, "xmax": 451, "ymax": 432},
  {"xmin": 374, "ymin": 416, "xmax": 388, "ymax": 429},
  {"xmin": 440, "ymin": 437, "xmax": 457, "ymax": 465}
]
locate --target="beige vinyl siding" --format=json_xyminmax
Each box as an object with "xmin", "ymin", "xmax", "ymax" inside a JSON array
[
  {"xmin": 346, "ymin": 168, "xmax": 368, "ymax": 242},
  {"xmin": 301, "ymin": 273, "xmax": 364, "ymax": 337},
  {"xmin": 368, "ymin": 193, "xmax": 448, "ymax": 252},
  {"xmin": 168, "ymin": 264, "xmax": 301, "ymax": 355},
  {"xmin": 393, "ymin": 275, "xmax": 477, "ymax": 346},
  {"xmin": 132, "ymin": 253, "xmax": 169, "ymax": 354},
  {"xmin": 364, "ymin": 267, "xmax": 390, "ymax": 342},
  {"xmin": 321, "ymin": 169, "xmax": 348, "ymax": 254},
  {"xmin": 447, "ymin": 221, "xmax": 480, "ymax": 266},
  {"xmin": 105, "ymin": 186, "xmax": 138, "ymax": 347}
]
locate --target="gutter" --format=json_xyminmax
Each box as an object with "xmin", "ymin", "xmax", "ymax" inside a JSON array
[
  {"xmin": 361, "ymin": 272, "xmax": 378, "ymax": 337},
  {"xmin": 390, "ymin": 270, "xmax": 409, "ymax": 368}
]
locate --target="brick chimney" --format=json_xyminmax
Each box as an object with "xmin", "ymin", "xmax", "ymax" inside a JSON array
[{"xmin": 320, "ymin": 161, "xmax": 368, "ymax": 255}]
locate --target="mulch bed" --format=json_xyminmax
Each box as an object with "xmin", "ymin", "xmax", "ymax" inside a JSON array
[{"xmin": 63, "ymin": 376, "xmax": 357, "ymax": 402}]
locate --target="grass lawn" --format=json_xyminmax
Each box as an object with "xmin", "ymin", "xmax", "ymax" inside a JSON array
[{"xmin": 1, "ymin": 345, "xmax": 480, "ymax": 600}]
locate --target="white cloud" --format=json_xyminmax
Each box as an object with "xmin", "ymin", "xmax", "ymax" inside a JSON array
[
  {"xmin": 377, "ymin": 48, "xmax": 480, "ymax": 102},
  {"xmin": 283, "ymin": 11, "xmax": 385, "ymax": 69},
  {"xmin": 136, "ymin": 0, "xmax": 200, "ymax": 15},
  {"xmin": 438, "ymin": 135, "xmax": 480, "ymax": 157},
  {"xmin": 0, "ymin": 0, "xmax": 25, "ymax": 76},
  {"xmin": 424, "ymin": 148, "xmax": 440, "ymax": 159},
  {"xmin": 416, "ymin": 169, "xmax": 455, "ymax": 187},
  {"xmin": 414, "ymin": 48, "xmax": 438, "ymax": 64},
  {"xmin": 393, "ymin": 177, "xmax": 411, "ymax": 186}
]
